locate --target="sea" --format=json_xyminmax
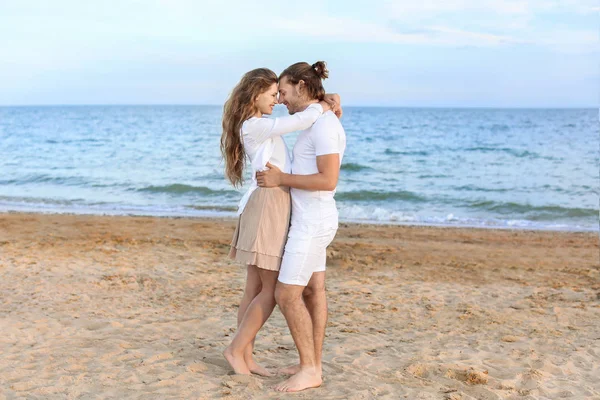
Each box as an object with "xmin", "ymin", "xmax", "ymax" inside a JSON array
[{"xmin": 0, "ymin": 106, "xmax": 597, "ymax": 231}]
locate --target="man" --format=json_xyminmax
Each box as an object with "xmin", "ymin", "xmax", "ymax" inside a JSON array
[{"xmin": 256, "ymin": 60, "xmax": 346, "ymax": 392}]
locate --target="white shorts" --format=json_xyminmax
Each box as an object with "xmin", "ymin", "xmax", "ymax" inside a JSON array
[{"xmin": 278, "ymin": 218, "xmax": 338, "ymax": 286}]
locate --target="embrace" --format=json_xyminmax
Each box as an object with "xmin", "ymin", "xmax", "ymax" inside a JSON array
[{"xmin": 220, "ymin": 61, "xmax": 346, "ymax": 392}]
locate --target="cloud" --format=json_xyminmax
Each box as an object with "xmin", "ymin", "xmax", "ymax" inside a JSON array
[
  {"xmin": 385, "ymin": 0, "xmax": 529, "ymax": 16},
  {"xmin": 274, "ymin": 15, "xmax": 520, "ymax": 47},
  {"xmin": 385, "ymin": 0, "xmax": 599, "ymax": 16},
  {"xmin": 384, "ymin": 1, "xmax": 598, "ymax": 48},
  {"xmin": 532, "ymin": 29, "xmax": 599, "ymax": 54},
  {"xmin": 3, "ymin": 1, "xmax": 594, "ymax": 52},
  {"xmin": 270, "ymin": 1, "xmax": 597, "ymax": 53}
]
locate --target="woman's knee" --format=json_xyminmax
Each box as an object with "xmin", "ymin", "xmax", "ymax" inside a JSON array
[
  {"xmin": 244, "ymin": 282, "xmax": 262, "ymax": 299},
  {"xmin": 244, "ymin": 265, "xmax": 262, "ymax": 297},
  {"xmin": 258, "ymin": 284, "xmax": 276, "ymax": 303}
]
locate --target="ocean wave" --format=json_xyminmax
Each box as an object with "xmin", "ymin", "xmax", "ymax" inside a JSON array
[
  {"xmin": 0, "ymin": 195, "xmax": 87, "ymax": 205},
  {"xmin": 477, "ymin": 124, "xmax": 510, "ymax": 132},
  {"xmin": 384, "ymin": 149, "xmax": 429, "ymax": 156},
  {"xmin": 0, "ymin": 197, "xmax": 237, "ymax": 218},
  {"xmin": 340, "ymin": 163, "xmax": 372, "ymax": 172},
  {"xmin": 452, "ymin": 185, "xmax": 511, "ymax": 193},
  {"xmin": 418, "ymin": 174, "xmax": 451, "ymax": 179},
  {"xmin": 466, "ymin": 200, "xmax": 598, "ymax": 219},
  {"xmin": 185, "ymin": 205, "xmax": 237, "ymax": 212},
  {"xmin": 0, "ymin": 174, "xmax": 90, "ymax": 186},
  {"xmin": 136, "ymin": 184, "xmax": 238, "ymax": 196},
  {"xmin": 463, "ymin": 147, "xmax": 552, "ymax": 159},
  {"xmin": 0, "ymin": 195, "xmax": 594, "ymax": 231},
  {"xmin": 336, "ymin": 204, "xmax": 595, "ymax": 231},
  {"xmin": 336, "ymin": 189, "xmax": 426, "ymax": 202},
  {"xmin": 45, "ymin": 138, "xmax": 106, "ymax": 144}
]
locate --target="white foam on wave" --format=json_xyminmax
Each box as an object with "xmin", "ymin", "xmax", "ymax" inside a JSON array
[
  {"xmin": 0, "ymin": 198, "xmax": 594, "ymax": 232},
  {"xmin": 337, "ymin": 204, "xmax": 595, "ymax": 232},
  {"xmin": 0, "ymin": 199, "xmax": 235, "ymax": 219}
]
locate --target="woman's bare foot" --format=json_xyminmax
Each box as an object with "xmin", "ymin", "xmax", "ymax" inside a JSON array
[
  {"xmin": 246, "ymin": 358, "xmax": 273, "ymax": 377},
  {"xmin": 273, "ymin": 369, "xmax": 322, "ymax": 392},
  {"xmin": 223, "ymin": 347, "xmax": 251, "ymax": 375},
  {"xmin": 279, "ymin": 363, "xmax": 321, "ymax": 377}
]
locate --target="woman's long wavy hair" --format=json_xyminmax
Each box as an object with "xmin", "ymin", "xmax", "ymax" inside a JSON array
[{"xmin": 221, "ymin": 68, "xmax": 278, "ymax": 188}]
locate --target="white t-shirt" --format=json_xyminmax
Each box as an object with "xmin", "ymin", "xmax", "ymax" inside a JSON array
[
  {"xmin": 290, "ymin": 110, "xmax": 346, "ymax": 222},
  {"xmin": 236, "ymin": 103, "xmax": 323, "ymax": 215}
]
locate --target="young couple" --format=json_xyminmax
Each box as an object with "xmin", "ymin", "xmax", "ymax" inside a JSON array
[{"xmin": 220, "ymin": 61, "xmax": 346, "ymax": 392}]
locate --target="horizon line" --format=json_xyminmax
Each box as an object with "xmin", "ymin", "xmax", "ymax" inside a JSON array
[{"xmin": 0, "ymin": 104, "xmax": 597, "ymax": 110}]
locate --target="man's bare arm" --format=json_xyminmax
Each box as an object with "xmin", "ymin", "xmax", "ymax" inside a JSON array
[{"xmin": 256, "ymin": 154, "xmax": 340, "ymax": 191}]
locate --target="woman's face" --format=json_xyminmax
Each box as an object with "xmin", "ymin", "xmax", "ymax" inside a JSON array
[{"xmin": 255, "ymin": 83, "xmax": 278, "ymax": 115}]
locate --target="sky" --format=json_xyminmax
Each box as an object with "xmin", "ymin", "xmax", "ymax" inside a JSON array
[{"xmin": 0, "ymin": 0, "xmax": 598, "ymax": 107}]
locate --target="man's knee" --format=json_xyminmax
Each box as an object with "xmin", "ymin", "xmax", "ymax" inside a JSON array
[
  {"xmin": 275, "ymin": 283, "xmax": 299, "ymax": 307},
  {"xmin": 303, "ymin": 283, "xmax": 325, "ymax": 300}
]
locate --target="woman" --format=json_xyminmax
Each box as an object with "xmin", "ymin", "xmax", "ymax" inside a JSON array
[{"xmin": 220, "ymin": 67, "xmax": 340, "ymax": 376}]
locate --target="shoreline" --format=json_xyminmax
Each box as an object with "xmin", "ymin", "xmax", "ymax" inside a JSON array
[{"xmin": 0, "ymin": 209, "xmax": 597, "ymax": 233}]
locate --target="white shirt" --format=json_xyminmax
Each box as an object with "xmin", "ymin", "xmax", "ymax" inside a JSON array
[
  {"xmin": 237, "ymin": 103, "xmax": 324, "ymax": 215},
  {"xmin": 290, "ymin": 110, "xmax": 346, "ymax": 222}
]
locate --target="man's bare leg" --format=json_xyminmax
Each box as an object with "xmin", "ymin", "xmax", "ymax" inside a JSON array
[
  {"xmin": 279, "ymin": 272, "xmax": 327, "ymax": 377},
  {"xmin": 273, "ymin": 282, "xmax": 322, "ymax": 392}
]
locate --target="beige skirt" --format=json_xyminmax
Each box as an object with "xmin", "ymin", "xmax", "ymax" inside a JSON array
[{"xmin": 229, "ymin": 186, "xmax": 291, "ymax": 271}]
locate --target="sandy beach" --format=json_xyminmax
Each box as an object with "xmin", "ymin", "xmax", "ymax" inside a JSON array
[{"xmin": 0, "ymin": 212, "xmax": 598, "ymax": 399}]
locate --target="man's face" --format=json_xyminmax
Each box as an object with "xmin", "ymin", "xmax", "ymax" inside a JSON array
[{"xmin": 278, "ymin": 77, "xmax": 303, "ymax": 115}]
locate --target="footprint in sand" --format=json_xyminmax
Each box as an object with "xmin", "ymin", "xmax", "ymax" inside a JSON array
[
  {"xmin": 406, "ymin": 363, "xmax": 436, "ymax": 379},
  {"xmin": 144, "ymin": 352, "xmax": 173, "ymax": 364},
  {"xmin": 202, "ymin": 356, "xmax": 232, "ymax": 371},
  {"xmin": 221, "ymin": 374, "xmax": 264, "ymax": 391},
  {"xmin": 186, "ymin": 362, "xmax": 208, "ymax": 373},
  {"xmin": 514, "ymin": 369, "xmax": 542, "ymax": 392},
  {"xmin": 446, "ymin": 367, "xmax": 489, "ymax": 385}
]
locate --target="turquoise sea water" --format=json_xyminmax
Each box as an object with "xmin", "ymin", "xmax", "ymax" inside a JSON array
[{"xmin": 0, "ymin": 106, "xmax": 597, "ymax": 231}]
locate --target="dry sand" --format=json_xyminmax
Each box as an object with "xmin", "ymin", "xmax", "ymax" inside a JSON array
[{"xmin": 0, "ymin": 212, "xmax": 598, "ymax": 399}]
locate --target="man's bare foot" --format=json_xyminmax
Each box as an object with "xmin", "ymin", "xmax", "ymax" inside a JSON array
[
  {"xmin": 279, "ymin": 363, "xmax": 322, "ymax": 377},
  {"xmin": 273, "ymin": 369, "xmax": 322, "ymax": 392},
  {"xmin": 279, "ymin": 363, "xmax": 301, "ymax": 375},
  {"xmin": 246, "ymin": 358, "xmax": 273, "ymax": 377},
  {"xmin": 223, "ymin": 347, "xmax": 251, "ymax": 375}
]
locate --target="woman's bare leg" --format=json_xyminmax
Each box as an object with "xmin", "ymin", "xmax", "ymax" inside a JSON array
[
  {"xmin": 224, "ymin": 267, "xmax": 278, "ymax": 375},
  {"xmin": 237, "ymin": 265, "xmax": 262, "ymax": 372}
]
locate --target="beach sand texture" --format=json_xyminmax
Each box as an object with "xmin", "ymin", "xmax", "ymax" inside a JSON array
[{"xmin": 0, "ymin": 213, "xmax": 598, "ymax": 399}]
